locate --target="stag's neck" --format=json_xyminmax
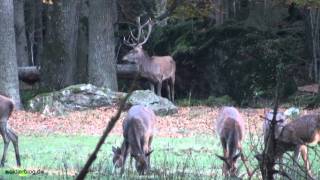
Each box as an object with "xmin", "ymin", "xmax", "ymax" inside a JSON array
[{"xmin": 138, "ymin": 51, "xmax": 152, "ymax": 66}]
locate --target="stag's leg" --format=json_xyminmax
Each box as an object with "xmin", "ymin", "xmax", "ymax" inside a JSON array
[
  {"xmin": 171, "ymin": 78, "xmax": 175, "ymax": 102},
  {"xmin": 7, "ymin": 128, "xmax": 20, "ymax": 166},
  {"xmin": 0, "ymin": 122, "xmax": 10, "ymax": 167},
  {"xmin": 299, "ymin": 145, "xmax": 313, "ymax": 179},
  {"xmin": 157, "ymin": 82, "xmax": 162, "ymax": 97},
  {"xmin": 166, "ymin": 82, "xmax": 171, "ymax": 101},
  {"xmin": 149, "ymin": 82, "xmax": 155, "ymax": 94}
]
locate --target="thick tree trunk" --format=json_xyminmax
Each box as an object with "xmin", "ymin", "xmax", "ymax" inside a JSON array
[
  {"xmin": 88, "ymin": 0, "xmax": 118, "ymax": 90},
  {"xmin": 0, "ymin": 0, "xmax": 22, "ymax": 109},
  {"xmin": 41, "ymin": 0, "xmax": 81, "ymax": 90},
  {"xmin": 14, "ymin": 0, "xmax": 29, "ymax": 66}
]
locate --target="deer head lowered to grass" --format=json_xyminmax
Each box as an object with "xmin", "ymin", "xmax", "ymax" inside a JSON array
[
  {"xmin": 215, "ymin": 106, "xmax": 252, "ymax": 177},
  {"xmin": 261, "ymin": 113, "xmax": 320, "ymax": 179},
  {"xmin": 122, "ymin": 17, "xmax": 176, "ymax": 102},
  {"xmin": 0, "ymin": 94, "xmax": 20, "ymax": 167},
  {"xmin": 112, "ymin": 105, "xmax": 155, "ymax": 175}
]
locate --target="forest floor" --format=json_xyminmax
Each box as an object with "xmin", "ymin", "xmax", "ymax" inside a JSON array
[{"xmin": 9, "ymin": 106, "xmax": 320, "ymax": 137}]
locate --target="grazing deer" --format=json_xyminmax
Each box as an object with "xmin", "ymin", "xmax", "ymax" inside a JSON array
[
  {"xmin": 215, "ymin": 106, "xmax": 251, "ymax": 177},
  {"xmin": 0, "ymin": 95, "xmax": 20, "ymax": 167},
  {"xmin": 112, "ymin": 105, "xmax": 155, "ymax": 175},
  {"xmin": 122, "ymin": 17, "xmax": 176, "ymax": 102},
  {"xmin": 274, "ymin": 114, "xmax": 320, "ymax": 179}
]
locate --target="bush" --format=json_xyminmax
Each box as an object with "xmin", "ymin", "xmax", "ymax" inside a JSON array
[{"xmin": 147, "ymin": 19, "xmax": 307, "ymax": 105}]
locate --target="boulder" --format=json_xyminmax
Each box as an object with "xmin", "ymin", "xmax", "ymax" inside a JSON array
[
  {"xmin": 26, "ymin": 84, "xmax": 125, "ymax": 116},
  {"xmin": 126, "ymin": 90, "xmax": 178, "ymax": 116}
]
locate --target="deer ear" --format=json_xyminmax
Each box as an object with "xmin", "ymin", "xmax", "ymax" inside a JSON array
[
  {"xmin": 146, "ymin": 150, "xmax": 153, "ymax": 156},
  {"xmin": 216, "ymin": 154, "xmax": 227, "ymax": 162},
  {"xmin": 233, "ymin": 153, "xmax": 241, "ymax": 161}
]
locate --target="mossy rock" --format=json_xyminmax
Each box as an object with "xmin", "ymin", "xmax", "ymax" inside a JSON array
[
  {"xmin": 126, "ymin": 90, "xmax": 178, "ymax": 116},
  {"xmin": 26, "ymin": 84, "xmax": 126, "ymax": 116}
]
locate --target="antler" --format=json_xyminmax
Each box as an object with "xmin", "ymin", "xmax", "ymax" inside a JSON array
[{"xmin": 123, "ymin": 17, "xmax": 153, "ymax": 47}]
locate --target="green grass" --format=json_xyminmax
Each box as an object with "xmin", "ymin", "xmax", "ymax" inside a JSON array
[{"xmin": 0, "ymin": 135, "xmax": 319, "ymax": 179}]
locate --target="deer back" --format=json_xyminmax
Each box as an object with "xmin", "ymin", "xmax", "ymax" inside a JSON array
[
  {"xmin": 216, "ymin": 107, "xmax": 245, "ymax": 140},
  {"xmin": 150, "ymin": 56, "xmax": 176, "ymax": 81},
  {"xmin": 279, "ymin": 114, "xmax": 320, "ymax": 145},
  {"xmin": 123, "ymin": 105, "xmax": 155, "ymax": 154}
]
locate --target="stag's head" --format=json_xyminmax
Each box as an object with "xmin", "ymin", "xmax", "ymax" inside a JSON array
[
  {"xmin": 112, "ymin": 146, "xmax": 124, "ymax": 168},
  {"xmin": 122, "ymin": 17, "xmax": 153, "ymax": 64},
  {"xmin": 131, "ymin": 150, "xmax": 153, "ymax": 175}
]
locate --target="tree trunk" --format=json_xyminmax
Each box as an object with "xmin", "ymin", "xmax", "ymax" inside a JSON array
[
  {"xmin": 25, "ymin": 0, "xmax": 43, "ymax": 67},
  {"xmin": 88, "ymin": 0, "xmax": 118, "ymax": 90},
  {"xmin": 76, "ymin": 0, "xmax": 88, "ymax": 84},
  {"xmin": 0, "ymin": 0, "xmax": 22, "ymax": 109},
  {"xmin": 41, "ymin": 0, "xmax": 81, "ymax": 90},
  {"xmin": 14, "ymin": 0, "xmax": 29, "ymax": 66},
  {"xmin": 215, "ymin": 0, "xmax": 224, "ymax": 25}
]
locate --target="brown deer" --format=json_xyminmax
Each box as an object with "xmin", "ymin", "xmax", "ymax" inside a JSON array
[
  {"xmin": 215, "ymin": 106, "xmax": 251, "ymax": 177},
  {"xmin": 272, "ymin": 114, "xmax": 320, "ymax": 179},
  {"xmin": 0, "ymin": 94, "xmax": 20, "ymax": 167},
  {"xmin": 122, "ymin": 17, "xmax": 176, "ymax": 102},
  {"xmin": 112, "ymin": 105, "xmax": 155, "ymax": 175}
]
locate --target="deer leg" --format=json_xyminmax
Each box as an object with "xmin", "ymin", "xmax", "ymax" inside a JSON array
[
  {"xmin": 120, "ymin": 141, "xmax": 129, "ymax": 175},
  {"xmin": 239, "ymin": 146, "xmax": 252, "ymax": 177},
  {"xmin": 0, "ymin": 123, "xmax": 10, "ymax": 167},
  {"xmin": 220, "ymin": 138, "xmax": 228, "ymax": 176},
  {"xmin": 7, "ymin": 128, "xmax": 20, "ymax": 166},
  {"xmin": 147, "ymin": 136, "xmax": 153, "ymax": 171},
  {"xmin": 300, "ymin": 145, "xmax": 313, "ymax": 179},
  {"xmin": 171, "ymin": 79, "xmax": 175, "ymax": 102},
  {"xmin": 157, "ymin": 82, "xmax": 162, "ymax": 97},
  {"xmin": 149, "ymin": 82, "xmax": 155, "ymax": 94},
  {"xmin": 166, "ymin": 82, "xmax": 171, "ymax": 101}
]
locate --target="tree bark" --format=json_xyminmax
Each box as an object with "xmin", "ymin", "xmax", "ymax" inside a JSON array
[
  {"xmin": 41, "ymin": 0, "xmax": 81, "ymax": 90},
  {"xmin": 88, "ymin": 0, "xmax": 118, "ymax": 90},
  {"xmin": 76, "ymin": 0, "xmax": 88, "ymax": 84},
  {"xmin": 0, "ymin": 0, "xmax": 22, "ymax": 109},
  {"xmin": 14, "ymin": 0, "xmax": 29, "ymax": 66}
]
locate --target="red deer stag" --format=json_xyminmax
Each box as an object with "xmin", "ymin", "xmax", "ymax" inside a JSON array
[
  {"xmin": 264, "ymin": 114, "xmax": 320, "ymax": 179},
  {"xmin": 122, "ymin": 17, "xmax": 176, "ymax": 102},
  {"xmin": 215, "ymin": 106, "xmax": 251, "ymax": 177},
  {"xmin": 112, "ymin": 105, "xmax": 155, "ymax": 175},
  {"xmin": 0, "ymin": 95, "xmax": 20, "ymax": 167}
]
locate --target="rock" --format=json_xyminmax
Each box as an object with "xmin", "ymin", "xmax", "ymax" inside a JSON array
[
  {"xmin": 26, "ymin": 84, "xmax": 126, "ymax": 116},
  {"xmin": 126, "ymin": 90, "xmax": 178, "ymax": 116}
]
